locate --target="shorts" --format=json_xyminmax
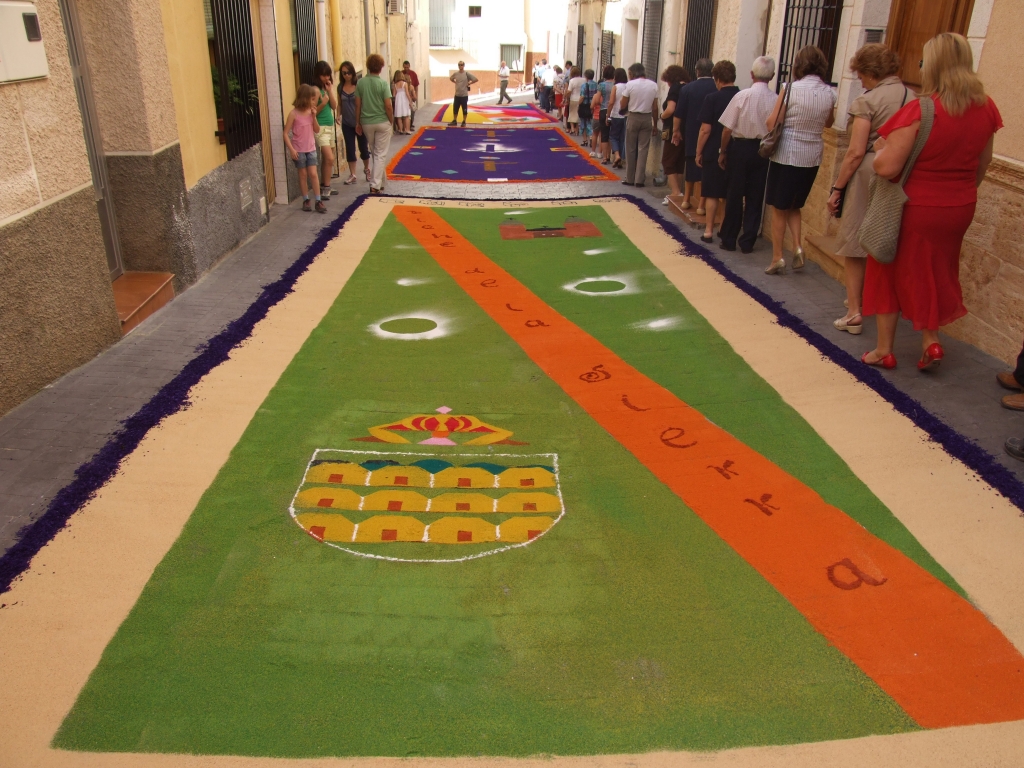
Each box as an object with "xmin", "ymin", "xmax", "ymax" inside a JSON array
[
  {"xmin": 598, "ymin": 110, "xmax": 610, "ymax": 142},
  {"xmin": 293, "ymin": 150, "xmax": 318, "ymax": 168},
  {"xmin": 315, "ymin": 126, "xmax": 335, "ymax": 148}
]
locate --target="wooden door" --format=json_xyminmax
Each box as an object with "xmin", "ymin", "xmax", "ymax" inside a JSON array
[{"xmin": 887, "ymin": 0, "xmax": 975, "ymax": 88}]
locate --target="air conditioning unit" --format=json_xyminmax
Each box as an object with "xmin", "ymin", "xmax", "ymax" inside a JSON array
[
  {"xmin": 0, "ymin": 1, "xmax": 49, "ymax": 83},
  {"xmin": 387, "ymin": 0, "xmax": 405, "ymax": 15}
]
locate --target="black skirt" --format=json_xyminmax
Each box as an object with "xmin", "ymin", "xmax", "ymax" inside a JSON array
[
  {"xmin": 685, "ymin": 155, "xmax": 702, "ymax": 183},
  {"xmin": 700, "ymin": 153, "xmax": 728, "ymax": 198},
  {"xmin": 765, "ymin": 162, "xmax": 820, "ymax": 210}
]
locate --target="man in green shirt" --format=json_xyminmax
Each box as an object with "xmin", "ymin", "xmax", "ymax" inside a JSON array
[
  {"xmin": 355, "ymin": 54, "xmax": 395, "ymax": 193},
  {"xmin": 449, "ymin": 61, "xmax": 478, "ymax": 126}
]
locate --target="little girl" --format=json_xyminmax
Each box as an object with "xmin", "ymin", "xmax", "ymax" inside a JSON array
[
  {"xmin": 284, "ymin": 84, "xmax": 325, "ymax": 213},
  {"xmin": 392, "ymin": 71, "xmax": 412, "ymax": 134}
]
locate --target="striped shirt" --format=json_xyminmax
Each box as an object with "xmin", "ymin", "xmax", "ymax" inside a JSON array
[
  {"xmin": 774, "ymin": 75, "xmax": 836, "ymax": 167},
  {"xmin": 718, "ymin": 81, "xmax": 777, "ymax": 140}
]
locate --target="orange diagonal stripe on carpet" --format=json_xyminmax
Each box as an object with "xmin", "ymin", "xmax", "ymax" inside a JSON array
[{"xmin": 394, "ymin": 205, "xmax": 1024, "ymax": 729}]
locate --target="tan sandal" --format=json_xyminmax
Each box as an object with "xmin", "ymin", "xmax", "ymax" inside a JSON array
[{"xmin": 833, "ymin": 313, "xmax": 863, "ymax": 335}]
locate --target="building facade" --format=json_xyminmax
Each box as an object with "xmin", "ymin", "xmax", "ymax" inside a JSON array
[{"xmin": 0, "ymin": 0, "xmax": 429, "ymax": 417}]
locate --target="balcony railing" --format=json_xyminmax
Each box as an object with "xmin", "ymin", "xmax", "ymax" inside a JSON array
[{"xmin": 429, "ymin": 26, "xmax": 460, "ymax": 48}]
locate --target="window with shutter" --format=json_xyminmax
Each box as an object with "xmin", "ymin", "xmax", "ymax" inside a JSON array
[
  {"xmin": 576, "ymin": 24, "xmax": 584, "ymax": 67},
  {"xmin": 682, "ymin": 0, "xmax": 715, "ymax": 80},
  {"xmin": 600, "ymin": 30, "xmax": 615, "ymax": 70},
  {"xmin": 640, "ymin": 0, "xmax": 663, "ymax": 79}
]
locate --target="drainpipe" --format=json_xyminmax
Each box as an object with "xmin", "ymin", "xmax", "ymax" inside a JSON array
[
  {"xmin": 316, "ymin": 0, "xmax": 328, "ymax": 61},
  {"xmin": 363, "ymin": 0, "xmax": 373, "ymax": 66},
  {"xmin": 330, "ymin": 0, "xmax": 344, "ymax": 67}
]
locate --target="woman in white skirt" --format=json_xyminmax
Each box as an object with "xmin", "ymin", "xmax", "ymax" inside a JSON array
[{"xmin": 392, "ymin": 72, "xmax": 413, "ymax": 134}]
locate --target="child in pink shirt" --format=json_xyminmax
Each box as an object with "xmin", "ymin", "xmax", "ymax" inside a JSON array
[{"xmin": 284, "ymin": 84, "xmax": 325, "ymax": 213}]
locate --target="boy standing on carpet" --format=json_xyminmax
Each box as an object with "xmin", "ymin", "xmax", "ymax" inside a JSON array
[
  {"xmin": 284, "ymin": 85, "xmax": 326, "ymax": 213},
  {"xmin": 449, "ymin": 62, "xmax": 478, "ymax": 126}
]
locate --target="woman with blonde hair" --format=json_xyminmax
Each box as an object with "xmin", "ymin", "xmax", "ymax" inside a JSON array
[
  {"xmin": 392, "ymin": 71, "xmax": 413, "ymax": 134},
  {"xmin": 861, "ymin": 33, "xmax": 1002, "ymax": 370},
  {"xmin": 827, "ymin": 44, "xmax": 908, "ymax": 334}
]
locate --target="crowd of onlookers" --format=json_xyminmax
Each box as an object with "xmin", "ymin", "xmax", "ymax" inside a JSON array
[
  {"xmin": 533, "ymin": 35, "xmax": 1024, "ymax": 460},
  {"xmin": 283, "ymin": 43, "xmax": 1017, "ymax": 460}
]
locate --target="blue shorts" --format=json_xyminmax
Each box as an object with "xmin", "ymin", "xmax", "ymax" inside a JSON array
[{"xmin": 293, "ymin": 150, "xmax": 318, "ymax": 168}]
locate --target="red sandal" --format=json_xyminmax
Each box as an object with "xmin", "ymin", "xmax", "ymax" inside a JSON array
[
  {"xmin": 862, "ymin": 350, "xmax": 897, "ymax": 369},
  {"xmin": 917, "ymin": 343, "xmax": 944, "ymax": 371}
]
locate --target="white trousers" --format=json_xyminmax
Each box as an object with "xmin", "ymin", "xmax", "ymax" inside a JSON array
[{"xmin": 362, "ymin": 122, "xmax": 392, "ymax": 191}]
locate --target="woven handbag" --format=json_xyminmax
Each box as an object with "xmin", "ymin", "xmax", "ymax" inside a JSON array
[
  {"xmin": 758, "ymin": 78, "xmax": 792, "ymax": 159},
  {"xmin": 857, "ymin": 96, "xmax": 935, "ymax": 264}
]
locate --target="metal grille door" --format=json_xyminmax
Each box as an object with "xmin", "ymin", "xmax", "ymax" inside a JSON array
[
  {"xmin": 209, "ymin": 0, "xmax": 263, "ymax": 159},
  {"xmin": 682, "ymin": 0, "xmax": 715, "ymax": 79},
  {"xmin": 777, "ymin": 0, "xmax": 843, "ymax": 90},
  {"xmin": 293, "ymin": 0, "xmax": 317, "ymax": 84},
  {"xmin": 600, "ymin": 30, "xmax": 615, "ymax": 69},
  {"xmin": 640, "ymin": 0, "xmax": 663, "ymax": 79},
  {"xmin": 576, "ymin": 24, "xmax": 584, "ymax": 66}
]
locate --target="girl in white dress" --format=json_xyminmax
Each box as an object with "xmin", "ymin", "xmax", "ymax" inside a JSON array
[{"xmin": 392, "ymin": 72, "xmax": 412, "ymax": 134}]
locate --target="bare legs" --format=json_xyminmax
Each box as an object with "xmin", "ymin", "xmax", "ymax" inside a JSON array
[
  {"xmin": 667, "ymin": 173, "xmax": 681, "ymax": 197},
  {"xmin": 319, "ymin": 145, "xmax": 334, "ymax": 192},
  {"xmin": 769, "ymin": 207, "xmax": 802, "ymax": 267},
  {"xmin": 863, "ymin": 312, "xmax": 899, "ymax": 364},
  {"xmin": 703, "ymin": 197, "xmax": 722, "ymax": 238}
]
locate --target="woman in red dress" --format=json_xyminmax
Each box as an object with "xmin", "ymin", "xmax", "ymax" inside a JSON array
[{"xmin": 861, "ymin": 33, "xmax": 1001, "ymax": 370}]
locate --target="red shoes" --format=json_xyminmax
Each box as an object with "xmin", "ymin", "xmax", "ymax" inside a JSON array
[
  {"xmin": 918, "ymin": 343, "xmax": 945, "ymax": 371},
  {"xmin": 862, "ymin": 350, "xmax": 897, "ymax": 369}
]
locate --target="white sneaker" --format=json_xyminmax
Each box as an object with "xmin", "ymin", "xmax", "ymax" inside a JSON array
[
  {"xmin": 661, "ymin": 196, "xmax": 670, "ymax": 206},
  {"xmin": 589, "ymin": 151, "xmax": 600, "ymax": 157}
]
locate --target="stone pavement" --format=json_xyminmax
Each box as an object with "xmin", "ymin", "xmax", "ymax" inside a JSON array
[{"xmin": 2, "ymin": 94, "xmax": 1022, "ymax": 560}]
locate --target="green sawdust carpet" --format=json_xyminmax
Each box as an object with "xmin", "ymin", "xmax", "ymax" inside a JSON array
[{"xmin": 54, "ymin": 205, "xmax": 959, "ymax": 758}]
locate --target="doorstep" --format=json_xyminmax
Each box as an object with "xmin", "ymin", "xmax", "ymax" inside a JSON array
[{"xmin": 111, "ymin": 271, "xmax": 175, "ymax": 335}]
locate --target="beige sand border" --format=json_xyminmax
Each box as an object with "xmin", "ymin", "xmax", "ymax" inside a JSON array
[{"xmin": 0, "ymin": 196, "xmax": 1022, "ymax": 767}]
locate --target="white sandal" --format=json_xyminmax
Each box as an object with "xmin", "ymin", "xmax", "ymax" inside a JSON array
[{"xmin": 833, "ymin": 312, "xmax": 863, "ymax": 335}]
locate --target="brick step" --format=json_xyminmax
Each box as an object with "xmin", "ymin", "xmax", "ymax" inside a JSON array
[
  {"xmin": 112, "ymin": 271, "xmax": 175, "ymax": 335},
  {"xmin": 805, "ymin": 234, "xmax": 845, "ymax": 282}
]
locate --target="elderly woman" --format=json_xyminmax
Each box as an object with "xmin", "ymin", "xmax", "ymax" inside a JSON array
[
  {"xmin": 828, "ymin": 44, "xmax": 908, "ymax": 334},
  {"xmin": 658, "ymin": 65, "xmax": 689, "ymax": 205},
  {"xmin": 861, "ymin": 33, "xmax": 1001, "ymax": 371},
  {"xmin": 695, "ymin": 60, "xmax": 739, "ymax": 242},
  {"xmin": 671, "ymin": 58, "xmax": 717, "ymax": 212},
  {"xmin": 764, "ymin": 46, "xmax": 836, "ymax": 274}
]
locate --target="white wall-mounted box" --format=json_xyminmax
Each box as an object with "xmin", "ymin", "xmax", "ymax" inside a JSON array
[{"xmin": 0, "ymin": 1, "xmax": 49, "ymax": 83}]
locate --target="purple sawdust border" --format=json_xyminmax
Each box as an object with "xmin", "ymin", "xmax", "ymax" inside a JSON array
[
  {"xmin": 3, "ymin": 192, "xmax": 1022, "ymax": 594},
  {"xmin": 0, "ymin": 195, "xmax": 372, "ymax": 595}
]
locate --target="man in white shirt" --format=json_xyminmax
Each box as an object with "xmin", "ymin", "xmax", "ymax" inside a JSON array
[
  {"xmin": 541, "ymin": 62, "xmax": 556, "ymax": 113},
  {"xmin": 618, "ymin": 63, "xmax": 659, "ymax": 186},
  {"xmin": 498, "ymin": 61, "xmax": 512, "ymax": 104},
  {"xmin": 717, "ymin": 56, "xmax": 778, "ymax": 252}
]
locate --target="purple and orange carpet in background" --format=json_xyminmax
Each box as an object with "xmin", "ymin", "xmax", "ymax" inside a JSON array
[
  {"xmin": 432, "ymin": 102, "xmax": 556, "ymax": 124},
  {"xmin": 387, "ymin": 126, "xmax": 617, "ymax": 183}
]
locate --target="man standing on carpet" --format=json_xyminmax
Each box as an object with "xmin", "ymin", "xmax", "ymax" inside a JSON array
[
  {"xmin": 619, "ymin": 62, "xmax": 659, "ymax": 187},
  {"xmin": 355, "ymin": 53, "xmax": 394, "ymax": 194},
  {"xmin": 402, "ymin": 61, "xmax": 420, "ymax": 128},
  {"xmin": 449, "ymin": 61, "xmax": 478, "ymax": 127}
]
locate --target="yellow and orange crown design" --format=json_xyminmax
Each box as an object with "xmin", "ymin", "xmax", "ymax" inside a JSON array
[{"xmin": 354, "ymin": 406, "xmax": 526, "ymax": 446}]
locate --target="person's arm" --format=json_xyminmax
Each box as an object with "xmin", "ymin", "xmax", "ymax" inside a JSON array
[
  {"xmin": 618, "ymin": 84, "xmax": 629, "ymax": 114},
  {"xmin": 384, "ymin": 92, "xmax": 394, "ymax": 124},
  {"xmin": 695, "ymin": 123, "xmax": 711, "ymax": 167},
  {"xmin": 718, "ymin": 126, "xmax": 732, "ymax": 169},
  {"xmin": 651, "ymin": 95, "xmax": 659, "ymax": 127},
  {"xmin": 468, "ymin": 72, "xmax": 479, "ymax": 85},
  {"xmin": 977, "ymin": 134, "xmax": 995, "ymax": 187},
  {"xmin": 283, "ymin": 110, "xmax": 299, "ymax": 159},
  {"xmin": 828, "ymin": 116, "xmax": 871, "ymax": 213},
  {"xmin": 355, "ymin": 95, "xmax": 363, "ymax": 135},
  {"xmin": 660, "ymin": 99, "xmax": 676, "ymax": 121},
  {"xmin": 671, "ymin": 95, "xmax": 685, "ymax": 145},
  {"xmin": 450, "ymin": 72, "xmax": 457, "ymax": 82},
  {"xmin": 765, "ymin": 89, "xmax": 786, "ymax": 131},
  {"xmin": 872, "ymin": 122, "xmax": 919, "ymax": 179}
]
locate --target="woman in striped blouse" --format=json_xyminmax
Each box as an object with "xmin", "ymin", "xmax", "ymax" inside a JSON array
[{"xmin": 764, "ymin": 46, "xmax": 837, "ymax": 275}]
